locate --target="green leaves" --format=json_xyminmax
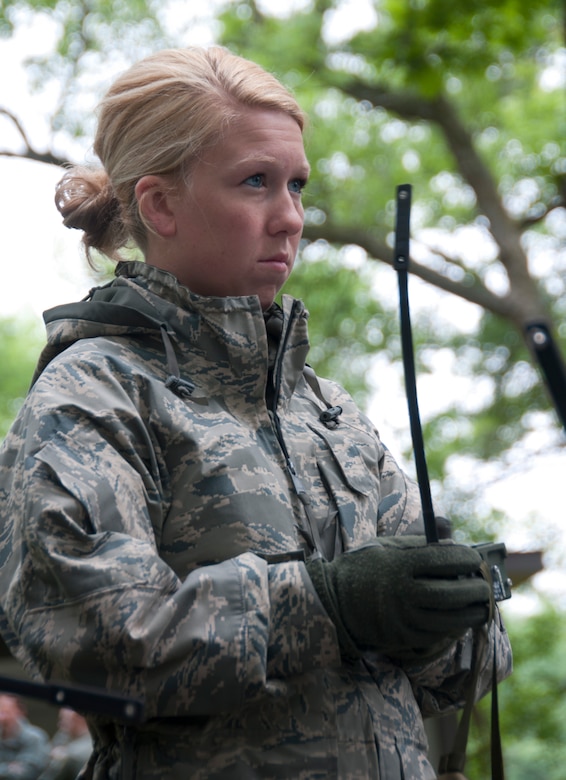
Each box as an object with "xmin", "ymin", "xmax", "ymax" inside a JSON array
[
  {"xmin": 0, "ymin": 317, "xmax": 42, "ymax": 438},
  {"xmin": 217, "ymin": 0, "xmax": 566, "ymax": 458},
  {"xmin": 282, "ymin": 247, "xmax": 391, "ymax": 407},
  {"xmin": 1, "ymin": 0, "xmax": 563, "ymax": 478},
  {"xmin": 467, "ymin": 604, "xmax": 566, "ymax": 779}
]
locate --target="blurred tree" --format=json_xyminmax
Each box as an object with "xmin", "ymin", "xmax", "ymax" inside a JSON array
[{"xmin": 0, "ymin": 0, "xmax": 564, "ymax": 516}]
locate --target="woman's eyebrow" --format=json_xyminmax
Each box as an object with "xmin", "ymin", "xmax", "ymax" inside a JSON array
[
  {"xmin": 234, "ymin": 153, "xmax": 278, "ymax": 167},
  {"xmin": 230, "ymin": 154, "xmax": 311, "ymax": 175}
]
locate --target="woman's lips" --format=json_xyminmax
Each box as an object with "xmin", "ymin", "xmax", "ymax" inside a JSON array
[
  {"xmin": 260, "ymin": 253, "xmax": 289, "ymax": 268},
  {"xmin": 259, "ymin": 253, "xmax": 289, "ymax": 270}
]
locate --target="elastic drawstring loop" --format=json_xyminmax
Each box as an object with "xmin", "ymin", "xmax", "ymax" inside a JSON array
[
  {"xmin": 160, "ymin": 324, "xmax": 196, "ymax": 400},
  {"xmin": 303, "ymin": 365, "xmax": 343, "ymax": 428}
]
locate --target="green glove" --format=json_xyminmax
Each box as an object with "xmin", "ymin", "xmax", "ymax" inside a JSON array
[{"xmin": 306, "ymin": 536, "xmax": 491, "ymax": 660}]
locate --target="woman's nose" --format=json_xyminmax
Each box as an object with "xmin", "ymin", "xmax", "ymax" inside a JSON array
[{"xmin": 268, "ymin": 190, "xmax": 304, "ymax": 236}]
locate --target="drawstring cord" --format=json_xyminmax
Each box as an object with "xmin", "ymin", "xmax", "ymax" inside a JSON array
[
  {"xmin": 160, "ymin": 324, "xmax": 196, "ymax": 399},
  {"xmin": 302, "ymin": 365, "xmax": 343, "ymax": 429}
]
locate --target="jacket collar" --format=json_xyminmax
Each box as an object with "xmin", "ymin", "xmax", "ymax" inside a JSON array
[{"xmin": 36, "ymin": 261, "xmax": 310, "ymax": 406}]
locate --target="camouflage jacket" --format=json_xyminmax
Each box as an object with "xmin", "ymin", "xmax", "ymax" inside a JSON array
[{"xmin": 0, "ymin": 262, "xmax": 512, "ymax": 779}]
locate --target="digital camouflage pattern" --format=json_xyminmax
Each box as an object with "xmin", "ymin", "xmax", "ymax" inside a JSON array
[{"xmin": 0, "ymin": 262, "xmax": 512, "ymax": 779}]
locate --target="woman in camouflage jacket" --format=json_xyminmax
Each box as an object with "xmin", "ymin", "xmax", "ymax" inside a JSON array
[{"xmin": 0, "ymin": 48, "xmax": 511, "ymax": 779}]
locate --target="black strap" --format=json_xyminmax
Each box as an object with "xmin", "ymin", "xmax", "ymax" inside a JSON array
[
  {"xmin": 491, "ymin": 642, "xmax": 504, "ymax": 778},
  {"xmin": 121, "ymin": 726, "xmax": 136, "ymax": 780},
  {"xmin": 439, "ymin": 564, "xmax": 504, "ymax": 780},
  {"xmin": 0, "ymin": 675, "xmax": 143, "ymax": 722}
]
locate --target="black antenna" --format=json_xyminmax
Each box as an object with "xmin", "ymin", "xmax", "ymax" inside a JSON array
[
  {"xmin": 394, "ymin": 184, "xmax": 439, "ymax": 544},
  {"xmin": 524, "ymin": 320, "xmax": 566, "ymax": 433}
]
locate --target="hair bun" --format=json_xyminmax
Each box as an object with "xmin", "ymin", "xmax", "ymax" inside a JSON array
[{"xmin": 55, "ymin": 166, "xmax": 125, "ymax": 260}]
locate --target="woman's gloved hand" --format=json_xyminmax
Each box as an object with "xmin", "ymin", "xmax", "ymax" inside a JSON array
[{"xmin": 306, "ymin": 535, "xmax": 491, "ymax": 660}]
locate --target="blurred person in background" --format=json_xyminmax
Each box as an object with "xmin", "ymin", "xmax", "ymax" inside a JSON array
[
  {"xmin": 0, "ymin": 694, "xmax": 49, "ymax": 779},
  {"xmin": 39, "ymin": 708, "xmax": 92, "ymax": 780}
]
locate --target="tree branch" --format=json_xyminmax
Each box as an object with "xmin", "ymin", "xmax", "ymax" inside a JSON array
[
  {"xmin": 519, "ymin": 197, "xmax": 565, "ymax": 228},
  {"xmin": 338, "ymin": 80, "xmax": 549, "ymax": 324},
  {"xmin": 0, "ymin": 108, "xmax": 33, "ymax": 149},
  {"xmin": 0, "ymin": 108, "xmax": 68, "ymax": 167},
  {"xmin": 302, "ymin": 223, "xmax": 515, "ymax": 318},
  {"xmin": 342, "ymin": 84, "xmax": 527, "ymax": 266}
]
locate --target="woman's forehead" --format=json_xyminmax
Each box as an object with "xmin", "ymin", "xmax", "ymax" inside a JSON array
[{"xmin": 203, "ymin": 107, "xmax": 308, "ymax": 169}]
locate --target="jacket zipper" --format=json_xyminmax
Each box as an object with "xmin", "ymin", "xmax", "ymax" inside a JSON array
[{"xmin": 269, "ymin": 301, "xmax": 325, "ymax": 560}]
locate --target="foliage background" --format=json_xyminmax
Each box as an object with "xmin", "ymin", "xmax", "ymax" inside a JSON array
[{"xmin": 1, "ymin": 1, "xmax": 565, "ymax": 776}]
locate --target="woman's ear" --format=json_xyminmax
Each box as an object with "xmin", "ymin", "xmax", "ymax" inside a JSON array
[{"xmin": 135, "ymin": 175, "xmax": 178, "ymax": 238}]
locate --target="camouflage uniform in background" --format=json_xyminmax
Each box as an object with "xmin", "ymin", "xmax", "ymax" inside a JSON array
[{"xmin": 0, "ymin": 261, "xmax": 512, "ymax": 779}]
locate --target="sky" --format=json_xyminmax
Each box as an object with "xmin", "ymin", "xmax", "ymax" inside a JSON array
[{"xmin": 1, "ymin": 4, "xmax": 565, "ymax": 615}]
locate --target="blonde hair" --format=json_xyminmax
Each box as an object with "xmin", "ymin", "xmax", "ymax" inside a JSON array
[{"xmin": 55, "ymin": 47, "xmax": 306, "ymax": 263}]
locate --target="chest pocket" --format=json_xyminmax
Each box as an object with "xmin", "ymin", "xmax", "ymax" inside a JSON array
[{"xmin": 306, "ymin": 422, "xmax": 382, "ymax": 551}]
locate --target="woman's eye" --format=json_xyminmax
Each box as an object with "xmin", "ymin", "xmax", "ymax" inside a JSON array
[
  {"xmin": 244, "ymin": 174, "xmax": 264, "ymax": 188},
  {"xmin": 289, "ymin": 178, "xmax": 307, "ymax": 195}
]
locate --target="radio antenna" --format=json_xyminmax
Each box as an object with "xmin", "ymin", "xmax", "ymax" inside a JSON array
[{"xmin": 393, "ymin": 184, "xmax": 439, "ymax": 543}]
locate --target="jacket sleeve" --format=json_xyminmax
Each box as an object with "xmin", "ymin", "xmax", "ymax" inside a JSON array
[
  {"xmin": 0, "ymin": 363, "xmax": 339, "ymax": 721},
  {"xmin": 403, "ymin": 609, "xmax": 513, "ymax": 717}
]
